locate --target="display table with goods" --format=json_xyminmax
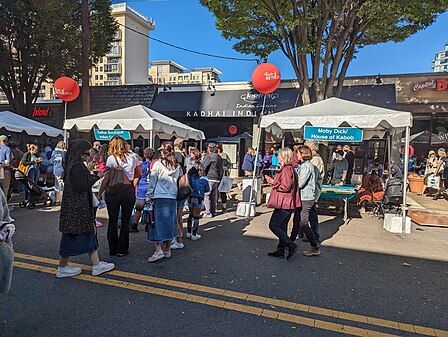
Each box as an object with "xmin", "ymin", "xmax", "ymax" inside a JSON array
[{"xmin": 318, "ymin": 185, "xmax": 358, "ymax": 223}]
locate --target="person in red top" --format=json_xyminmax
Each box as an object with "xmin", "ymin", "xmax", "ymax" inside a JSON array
[
  {"xmin": 357, "ymin": 171, "xmax": 384, "ymax": 214},
  {"xmin": 265, "ymin": 148, "xmax": 301, "ymax": 260}
]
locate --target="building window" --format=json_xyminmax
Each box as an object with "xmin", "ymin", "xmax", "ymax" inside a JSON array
[
  {"xmin": 95, "ymin": 75, "xmax": 98, "ymax": 80},
  {"xmin": 41, "ymin": 85, "xmax": 46, "ymax": 90},
  {"xmin": 95, "ymin": 67, "xmax": 99, "ymax": 72},
  {"xmin": 100, "ymin": 75, "xmax": 103, "ymax": 80},
  {"xmin": 100, "ymin": 67, "xmax": 103, "ymax": 72}
]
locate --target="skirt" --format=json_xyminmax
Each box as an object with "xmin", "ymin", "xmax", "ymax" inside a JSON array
[
  {"xmin": 148, "ymin": 198, "xmax": 177, "ymax": 242},
  {"xmin": 59, "ymin": 232, "xmax": 98, "ymax": 257}
]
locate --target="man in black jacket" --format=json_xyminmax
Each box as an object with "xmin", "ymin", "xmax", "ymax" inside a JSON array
[
  {"xmin": 202, "ymin": 143, "xmax": 223, "ymax": 218},
  {"xmin": 343, "ymin": 145, "xmax": 355, "ymax": 185}
]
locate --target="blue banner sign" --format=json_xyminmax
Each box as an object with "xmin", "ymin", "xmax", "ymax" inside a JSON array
[
  {"xmin": 93, "ymin": 129, "xmax": 131, "ymax": 141},
  {"xmin": 304, "ymin": 126, "xmax": 363, "ymax": 142}
]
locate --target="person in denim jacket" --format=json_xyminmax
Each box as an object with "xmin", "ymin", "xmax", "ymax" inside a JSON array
[
  {"xmin": 291, "ymin": 146, "xmax": 321, "ymax": 257},
  {"xmin": 187, "ymin": 161, "xmax": 210, "ymax": 240}
]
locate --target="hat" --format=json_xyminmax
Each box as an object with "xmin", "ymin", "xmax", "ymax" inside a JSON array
[
  {"xmin": 0, "ymin": 135, "xmax": 8, "ymax": 141},
  {"xmin": 429, "ymin": 150, "xmax": 436, "ymax": 156},
  {"xmin": 335, "ymin": 150, "xmax": 344, "ymax": 156},
  {"xmin": 438, "ymin": 147, "xmax": 446, "ymax": 153},
  {"xmin": 208, "ymin": 143, "xmax": 217, "ymax": 148}
]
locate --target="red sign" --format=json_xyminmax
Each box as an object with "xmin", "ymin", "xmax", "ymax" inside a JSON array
[
  {"xmin": 228, "ymin": 125, "xmax": 238, "ymax": 135},
  {"xmin": 412, "ymin": 79, "xmax": 448, "ymax": 92},
  {"xmin": 32, "ymin": 106, "xmax": 50, "ymax": 117},
  {"xmin": 54, "ymin": 77, "xmax": 80, "ymax": 102},
  {"xmin": 251, "ymin": 63, "xmax": 281, "ymax": 94}
]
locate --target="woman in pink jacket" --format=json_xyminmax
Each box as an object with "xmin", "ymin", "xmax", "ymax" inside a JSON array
[{"xmin": 265, "ymin": 148, "xmax": 301, "ymax": 260}]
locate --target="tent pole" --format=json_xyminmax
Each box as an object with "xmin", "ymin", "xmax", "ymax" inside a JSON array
[
  {"xmin": 63, "ymin": 101, "xmax": 68, "ymax": 145},
  {"xmin": 246, "ymin": 95, "xmax": 267, "ymax": 218},
  {"xmin": 149, "ymin": 130, "xmax": 154, "ymax": 148},
  {"xmin": 387, "ymin": 133, "xmax": 392, "ymax": 175},
  {"xmin": 402, "ymin": 126, "xmax": 411, "ymax": 234},
  {"xmin": 200, "ymin": 139, "xmax": 203, "ymax": 151}
]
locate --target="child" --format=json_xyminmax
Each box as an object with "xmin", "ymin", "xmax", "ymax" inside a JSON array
[{"xmin": 187, "ymin": 161, "xmax": 210, "ymax": 240}]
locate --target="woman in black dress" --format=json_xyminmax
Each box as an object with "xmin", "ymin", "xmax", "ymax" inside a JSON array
[{"xmin": 57, "ymin": 140, "xmax": 114, "ymax": 278}]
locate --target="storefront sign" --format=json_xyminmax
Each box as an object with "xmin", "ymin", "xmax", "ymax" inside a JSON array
[
  {"xmin": 32, "ymin": 106, "xmax": 50, "ymax": 117},
  {"xmin": 186, "ymin": 110, "xmax": 257, "ymax": 117},
  {"xmin": 412, "ymin": 79, "xmax": 448, "ymax": 92},
  {"xmin": 304, "ymin": 126, "xmax": 363, "ymax": 142},
  {"xmin": 93, "ymin": 129, "xmax": 131, "ymax": 141}
]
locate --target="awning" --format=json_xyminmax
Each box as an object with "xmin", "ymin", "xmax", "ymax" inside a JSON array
[
  {"xmin": 0, "ymin": 110, "xmax": 64, "ymax": 137},
  {"xmin": 64, "ymin": 105, "xmax": 205, "ymax": 140},
  {"xmin": 151, "ymin": 88, "xmax": 301, "ymax": 118}
]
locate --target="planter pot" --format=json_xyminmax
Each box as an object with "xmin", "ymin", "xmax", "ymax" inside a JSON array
[{"xmin": 408, "ymin": 174, "xmax": 424, "ymax": 193}]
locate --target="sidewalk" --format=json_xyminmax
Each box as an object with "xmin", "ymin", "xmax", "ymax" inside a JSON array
[{"xmin": 220, "ymin": 185, "xmax": 448, "ymax": 263}]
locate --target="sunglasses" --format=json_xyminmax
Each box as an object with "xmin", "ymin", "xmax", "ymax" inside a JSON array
[{"xmin": 83, "ymin": 151, "xmax": 90, "ymax": 156}]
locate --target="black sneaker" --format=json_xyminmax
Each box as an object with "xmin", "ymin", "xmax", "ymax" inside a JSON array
[
  {"xmin": 268, "ymin": 250, "xmax": 285, "ymax": 258},
  {"xmin": 286, "ymin": 243, "xmax": 298, "ymax": 260},
  {"xmin": 129, "ymin": 224, "xmax": 139, "ymax": 233}
]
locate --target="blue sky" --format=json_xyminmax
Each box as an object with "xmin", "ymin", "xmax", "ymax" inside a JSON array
[{"xmin": 123, "ymin": 0, "xmax": 448, "ymax": 82}]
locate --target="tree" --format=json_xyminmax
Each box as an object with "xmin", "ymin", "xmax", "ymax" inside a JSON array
[
  {"xmin": 0, "ymin": 0, "xmax": 117, "ymax": 116},
  {"xmin": 200, "ymin": 0, "xmax": 448, "ymax": 104}
]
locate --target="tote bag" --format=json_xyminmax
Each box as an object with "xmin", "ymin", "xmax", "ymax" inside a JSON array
[{"xmin": 106, "ymin": 156, "xmax": 131, "ymax": 194}]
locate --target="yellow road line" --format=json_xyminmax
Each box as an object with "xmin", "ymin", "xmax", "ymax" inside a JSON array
[
  {"xmin": 14, "ymin": 260, "xmax": 399, "ymax": 337},
  {"xmin": 14, "ymin": 252, "xmax": 447, "ymax": 337}
]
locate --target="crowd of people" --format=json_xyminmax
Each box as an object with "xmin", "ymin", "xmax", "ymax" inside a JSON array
[
  {"xmin": 4, "ymin": 130, "xmax": 447, "ymax": 280},
  {"xmin": 54, "ymin": 137, "xmax": 233, "ymax": 277}
]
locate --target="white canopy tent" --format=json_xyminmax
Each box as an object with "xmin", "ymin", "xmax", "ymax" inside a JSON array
[
  {"xmin": 64, "ymin": 105, "xmax": 205, "ymax": 146},
  {"xmin": 0, "ymin": 110, "xmax": 64, "ymax": 137},
  {"xmin": 258, "ymin": 97, "xmax": 413, "ymax": 233}
]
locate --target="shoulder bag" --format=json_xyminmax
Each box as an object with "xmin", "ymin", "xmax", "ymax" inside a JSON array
[
  {"xmin": 105, "ymin": 156, "xmax": 131, "ymax": 194},
  {"xmin": 177, "ymin": 173, "xmax": 192, "ymax": 201}
]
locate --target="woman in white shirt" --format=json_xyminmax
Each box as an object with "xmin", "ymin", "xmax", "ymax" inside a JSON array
[
  {"xmin": 103, "ymin": 136, "xmax": 141, "ymax": 257},
  {"xmin": 146, "ymin": 145, "xmax": 180, "ymax": 262}
]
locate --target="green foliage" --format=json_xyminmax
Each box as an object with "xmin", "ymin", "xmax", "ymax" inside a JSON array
[
  {"xmin": 200, "ymin": 0, "xmax": 448, "ymax": 103},
  {"xmin": 0, "ymin": 0, "xmax": 117, "ymax": 115}
]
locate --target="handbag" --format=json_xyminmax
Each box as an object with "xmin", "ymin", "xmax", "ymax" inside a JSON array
[
  {"xmin": 218, "ymin": 176, "xmax": 233, "ymax": 193},
  {"xmin": 18, "ymin": 161, "xmax": 30, "ymax": 174},
  {"xmin": 105, "ymin": 156, "xmax": 131, "ymax": 194},
  {"xmin": 177, "ymin": 174, "xmax": 192, "ymax": 201}
]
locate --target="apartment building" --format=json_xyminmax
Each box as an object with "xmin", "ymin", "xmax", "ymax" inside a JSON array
[
  {"xmin": 37, "ymin": 2, "xmax": 155, "ymax": 100},
  {"xmin": 431, "ymin": 43, "xmax": 448, "ymax": 72},
  {"xmin": 148, "ymin": 60, "xmax": 222, "ymax": 85}
]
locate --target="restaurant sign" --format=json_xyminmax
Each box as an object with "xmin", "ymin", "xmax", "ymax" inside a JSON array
[
  {"xmin": 412, "ymin": 79, "xmax": 448, "ymax": 92},
  {"xmin": 31, "ymin": 106, "xmax": 50, "ymax": 117},
  {"xmin": 93, "ymin": 129, "xmax": 131, "ymax": 141},
  {"xmin": 304, "ymin": 126, "xmax": 364, "ymax": 142}
]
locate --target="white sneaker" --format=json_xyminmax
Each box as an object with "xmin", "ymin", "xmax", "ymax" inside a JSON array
[
  {"xmin": 202, "ymin": 213, "xmax": 213, "ymax": 219},
  {"xmin": 56, "ymin": 266, "xmax": 82, "ymax": 278},
  {"xmin": 171, "ymin": 241, "xmax": 184, "ymax": 249},
  {"xmin": 148, "ymin": 250, "xmax": 164, "ymax": 262},
  {"xmin": 163, "ymin": 250, "xmax": 172, "ymax": 258},
  {"xmin": 186, "ymin": 233, "xmax": 192, "ymax": 239},
  {"xmin": 191, "ymin": 234, "xmax": 202, "ymax": 241},
  {"xmin": 92, "ymin": 261, "xmax": 115, "ymax": 276}
]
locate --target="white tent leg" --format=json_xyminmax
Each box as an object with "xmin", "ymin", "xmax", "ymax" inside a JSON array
[
  {"xmin": 402, "ymin": 126, "xmax": 411, "ymax": 234},
  {"xmin": 246, "ymin": 95, "xmax": 267, "ymax": 218},
  {"xmin": 387, "ymin": 133, "xmax": 392, "ymax": 174},
  {"xmin": 63, "ymin": 101, "xmax": 68, "ymax": 144},
  {"xmin": 149, "ymin": 130, "xmax": 154, "ymax": 148},
  {"xmin": 200, "ymin": 139, "xmax": 203, "ymax": 151}
]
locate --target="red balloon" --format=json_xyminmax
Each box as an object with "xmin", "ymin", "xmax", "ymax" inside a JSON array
[
  {"xmin": 54, "ymin": 77, "xmax": 80, "ymax": 102},
  {"xmin": 251, "ymin": 63, "xmax": 281, "ymax": 94},
  {"xmin": 229, "ymin": 125, "xmax": 238, "ymax": 135},
  {"xmin": 401, "ymin": 145, "xmax": 414, "ymax": 157}
]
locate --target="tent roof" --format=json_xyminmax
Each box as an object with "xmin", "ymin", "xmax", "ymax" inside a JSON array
[
  {"xmin": 0, "ymin": 110, "xmax": 63, "ymax": 137},
  {"xmin": 64, "ymin": 105, "xmax": 205, "ymax": 140},
  {"xmin": 260, "ymin": 97, "xmax": 413, "ymax": 139}
]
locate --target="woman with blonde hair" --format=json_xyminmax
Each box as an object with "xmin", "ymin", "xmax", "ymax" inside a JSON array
[
  {"xmin": 146, "ymin": 146, "xmax": 180, "ymax": 262},
  {"xmin": 99, "ymin": 136, "xmax": 141, "ymax": 257},
  {"xmin": 265, "ymin": 148, "xmax": 301, "ymax": 260}
]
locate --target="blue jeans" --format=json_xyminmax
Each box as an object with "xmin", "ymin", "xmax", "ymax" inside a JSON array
[{"xmin": 25, "ymin": 167, "xmax": 39, "ymax": 200}]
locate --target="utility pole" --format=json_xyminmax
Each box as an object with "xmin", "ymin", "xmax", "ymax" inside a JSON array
[{"xmin": 81, "ymin": 0, "xmax": 90, "ymax": 116}]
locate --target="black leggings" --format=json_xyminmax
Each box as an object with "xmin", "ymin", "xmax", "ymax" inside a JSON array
[
  {"xmin": 220, "ymin": 192, "xmax": 227, "ymax": 204},
  {"xmin": 105, "ymin": 185, "xmax": 136, "ymax": 255}
]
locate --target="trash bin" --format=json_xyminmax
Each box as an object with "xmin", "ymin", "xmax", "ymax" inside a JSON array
[{"xmin": 242, "ymin": 177, "xmax": 262, "ymax": 205}]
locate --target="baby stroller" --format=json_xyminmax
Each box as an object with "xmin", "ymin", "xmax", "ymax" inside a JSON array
[
  {"xmin": 381, "ymin": 166, "xmax": 404, "ymax": 215},
  {"xmin": 14, "ymin": 168, "xmax": 55, "ymax": 209}
]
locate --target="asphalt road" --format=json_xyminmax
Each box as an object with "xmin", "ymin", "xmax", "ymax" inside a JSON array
[{"xmin": 1, "ymin": 199, "xmax": 447, "ymax": 337}]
